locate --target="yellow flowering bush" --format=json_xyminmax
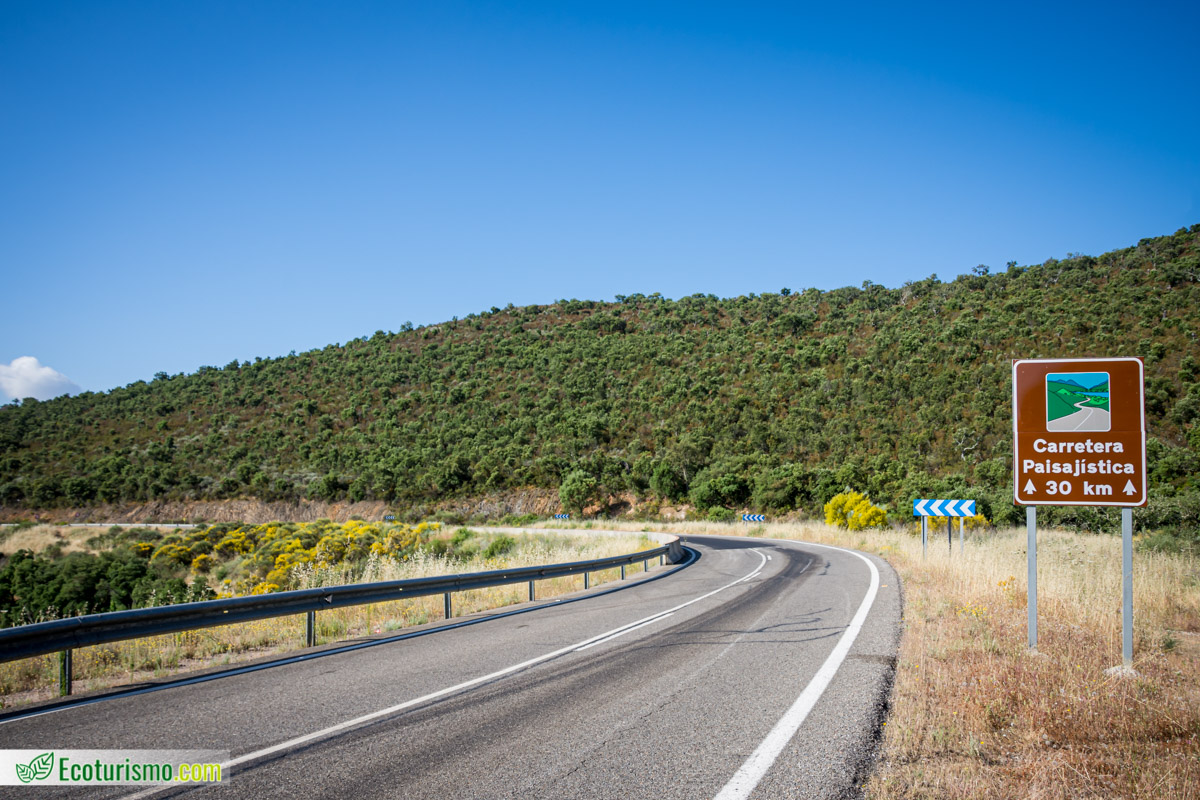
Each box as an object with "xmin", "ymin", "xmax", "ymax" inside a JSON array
[
  {"xmin": 214, "ymin": 531, "xmax": 253, "ymax": 557},
  {"xmin": 824, "ymin": 491, "xmax": 888, "ymax": 530},
  {"xmin": 151, "ymin": 543, "xmax": 193, "ymax": 567},
  {"xmin": 186, "ymin": 520, "xmax": 442, "ymax": 593}
]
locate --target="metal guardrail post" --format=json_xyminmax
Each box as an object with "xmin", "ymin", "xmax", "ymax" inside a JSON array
[
  {"xmin": 444, "ymin": 592, "xmax": 452, "ymax": 620},
  {"xmin": 584, "ymin": 572, "xmax": 590, "ymax": 589},
  {"xmin": 660, "ymin": 554, "xmax": 664, "ymax": 566},
  {"xmin": 620, "ymin": 565, "xmax": 626, "ymax": 580},
  {"xmin": 306, "ymin": 611, "xmax": 316, "ymax": 647},
  {"xmin": 59, "ymin": 649, "xmax": 72, "ymax": 696},
  {"xmin": 528, "ymin": 580, "xmax": 535, "ymax": 602}
]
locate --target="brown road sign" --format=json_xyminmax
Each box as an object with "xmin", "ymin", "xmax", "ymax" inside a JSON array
[{"xmin": 1012, "ymin": 357, "xmax": 1146, "ymax": 506}]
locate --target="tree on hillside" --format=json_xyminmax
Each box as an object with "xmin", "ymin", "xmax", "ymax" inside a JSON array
[{"xmin": 559, "ymin": 470, "xmax": 597, "ymax": 516}]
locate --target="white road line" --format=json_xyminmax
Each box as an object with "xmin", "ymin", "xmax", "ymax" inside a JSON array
[
  {"xmin": 575, "ymin": 613, "xmax": 675, "ymax": 651},
  {"xmin": 121, "ymin": 547, "xmax": 769, "ymax": 799},
  {"xmin": 713, "ymin": 542, "xmax": 880, "ymax": 800}
]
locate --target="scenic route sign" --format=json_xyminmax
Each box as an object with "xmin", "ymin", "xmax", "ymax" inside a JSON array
[
  {"xmin": 912, "ymin": 499, "xmax": 976, "ymax": 517},
  {"xmin": 1012, "ymin": 357, "xmax": 1146, "ymax": 506}
]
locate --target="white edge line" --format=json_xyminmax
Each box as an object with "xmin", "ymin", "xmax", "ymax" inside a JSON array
[
  {"xmin": 713, "ymin": 541, "xmax": 881, "ymax": 800},
  {"xmin": 121, "ymin": 547, "xmax": 769, "ymax": 800}
]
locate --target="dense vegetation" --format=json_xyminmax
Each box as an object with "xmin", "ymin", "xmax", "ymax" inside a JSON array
[
  {"xmin": 2, "ymin": 225, "xmax": 1198, "ymax": 538},
  {"xmin": 0, "ymin": 519, "xmax": 447, "ymax": 624}
]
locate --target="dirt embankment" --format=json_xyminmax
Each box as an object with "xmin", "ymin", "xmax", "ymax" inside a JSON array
[{"xmin": 0, "ymin": 489, "xmax": 690, "ymax": 525}]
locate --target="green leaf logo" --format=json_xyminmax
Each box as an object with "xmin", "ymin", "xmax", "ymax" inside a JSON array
[{"xmin": 15, "ymin": 752, "xmax": 54, "ymax": 783}]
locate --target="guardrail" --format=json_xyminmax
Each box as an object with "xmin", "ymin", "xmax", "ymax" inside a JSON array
[{"xmin": 0, "ymin": 536, "xmax": 685, "ymax": 697}]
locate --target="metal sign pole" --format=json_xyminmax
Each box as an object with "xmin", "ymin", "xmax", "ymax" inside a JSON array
[
  {"xmin": 959, "ymin": 517, "xmax": 964, "ymax": 552},
  {"xmin": 947, "ymin": 517, "xmax": 952, "ymax": 553},
  {"xmin": 1027, "ymin": 505, "xmax": 1038, "ymax": 651},
  {"xmin": 921, "ymin": 516, "xmax": 927, "ymax": 558},
  {"xmin": 1122, "ymin": 507, "xmax": 1134, "ymax": 668}
]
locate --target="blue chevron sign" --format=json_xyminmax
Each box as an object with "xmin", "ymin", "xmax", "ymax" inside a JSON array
[
  {"xmin": 912, "ymin": 499, "xmax": 976, "ymax": 517},
  {"xmin": 554, "ymin": 513, "xmax": 571, "ymax": 519},
  {"xmin": 742, "ymin": 514, "xmax": 765, "ymax": 522}
]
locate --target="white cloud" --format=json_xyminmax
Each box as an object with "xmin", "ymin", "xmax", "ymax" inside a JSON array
[{"xmin": 0, "ymin": 356, "xmax": 82, "ymax": 401}]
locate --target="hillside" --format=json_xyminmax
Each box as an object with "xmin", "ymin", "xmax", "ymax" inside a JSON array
[{"xmin": 2, "ymin": 225, "xmax": 1198, "ymax": 534}]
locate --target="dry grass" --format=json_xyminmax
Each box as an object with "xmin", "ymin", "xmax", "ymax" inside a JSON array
[
  {"xmin": 611, "ymin": 519, "xmax": 1200, "ymax": 800},
  {"xmin": 0, "ymin": 531, "xmax": 653, "ymax": 709},
  {"xmin": 0, "ymin": 524, "xmax": 103, "ymax": 555}
]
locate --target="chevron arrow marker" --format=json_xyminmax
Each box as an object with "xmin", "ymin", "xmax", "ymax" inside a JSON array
[{"xmin": 914, "ymin": 498, "xmax": 978, "ymax": 517}]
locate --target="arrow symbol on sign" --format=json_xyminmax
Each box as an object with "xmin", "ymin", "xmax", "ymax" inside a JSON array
[
  {"xmin": 1123, "ymin": 480, "xmax": 1136, "ymax": 496},
  {"xmin": 1024, "ymin": 479, "xmax": 1037, "ymax": 495}
]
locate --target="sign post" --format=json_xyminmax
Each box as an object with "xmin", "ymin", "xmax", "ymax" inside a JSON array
[
  {"xmin": 1012, "ymin": 358, "xmax": 1146, "ymax": 667},
  {"xmin": 1027, "ymin": 506, "xmax": 1037, "ymax": 651},
  {"xmin": 1119, "ymin": 512, "xmax": 1133, "ymax": 667},
  {"xmin": 912, "ymin": 500, "xmax": 976, "ymax": 557}
]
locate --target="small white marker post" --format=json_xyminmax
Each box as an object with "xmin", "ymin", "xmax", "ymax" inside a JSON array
[{"xmin": 1027, "ymin": 506, "xmax": 1037, "ymax": 652}]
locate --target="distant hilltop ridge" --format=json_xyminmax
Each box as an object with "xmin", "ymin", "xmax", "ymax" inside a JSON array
[
  {"xmin": 1, "ymin": 224, "xmax": 1198, "ymax": 531},
  {"xmin": 1056, "ymin": 376, "xmax": 1109, "ymax": 391}
]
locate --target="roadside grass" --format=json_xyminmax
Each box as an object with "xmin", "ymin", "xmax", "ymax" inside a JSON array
[
  {"xmin": 616, "ymin": 519, "xmax": 1200, "ymax": 800},
  {"xmin": 0, "ymin": 531, "xmax": 654, "ymax": 709},
  {"xmin": 0, "ymin": 524, "xmax": 101, "ymax": 556}
]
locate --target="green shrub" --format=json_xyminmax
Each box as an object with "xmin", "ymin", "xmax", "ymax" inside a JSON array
[
  {"xmin": 705, "ymin": 507, "xmax": 737, "ymax": 523},
  {"xmin": 482, "ymin": 535, "xmax": 517, "ymax": 559}
]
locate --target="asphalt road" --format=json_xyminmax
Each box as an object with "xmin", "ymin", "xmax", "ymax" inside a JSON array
[{"xmin": 0, "ymin": 534, "xmax": 901, "ymax": 799}]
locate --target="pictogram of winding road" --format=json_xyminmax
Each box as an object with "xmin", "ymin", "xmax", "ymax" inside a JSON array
[{"xmin": 1047, "ymin": 399, "xmax": 1111, "ymax": 432}]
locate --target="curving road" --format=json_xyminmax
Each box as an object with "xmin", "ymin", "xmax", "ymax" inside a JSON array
[{"xmin": 0, "ymin": 535, "xmax": 901, "ymax": 799}]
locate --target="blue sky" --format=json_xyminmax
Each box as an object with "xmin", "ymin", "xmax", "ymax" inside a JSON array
[{"xmin": 2, "ymin": 1, "xmax": 1197, "ymax": 400}]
